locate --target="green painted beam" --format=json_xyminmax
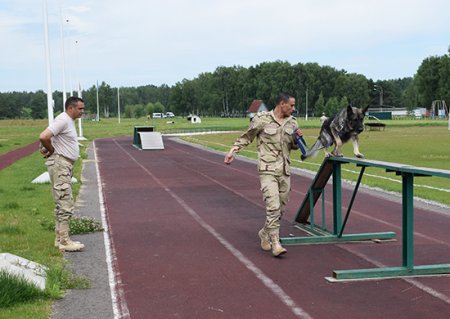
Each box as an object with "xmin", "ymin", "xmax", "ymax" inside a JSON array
[
  {"xmin": 280, "ymin": 232, "xmax": 396, "ymax": 245},
  {"xmin": 333, "ymin": 264, "xmax": 450, "ymax": 280}
]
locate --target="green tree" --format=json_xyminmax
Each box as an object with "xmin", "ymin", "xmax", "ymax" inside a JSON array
[
  {"xmin": 325, "ymin": 97, "xmax": 340, "ymax": 116},
  {"xmin": 30, "ymin": 91, "xmax": 48, "ymax": 119},
  {"xmin": 153, "ymin": 101, "xmax": 165, "ymax": 113},
  {"xmin": 415, "ymin": 56, "xmax": 443, "ymax": 107},
  {"xmin": 314, "ymin": 92, "xmax": 326, "ymax": 117}
]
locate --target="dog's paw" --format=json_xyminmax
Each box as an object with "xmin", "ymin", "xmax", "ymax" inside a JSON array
[{"xmin": 355, "ymin": 153, "xmax": 365, "ymax": 159}]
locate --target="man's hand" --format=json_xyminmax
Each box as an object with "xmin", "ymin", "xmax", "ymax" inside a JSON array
[
  {"xmin": 224, "ymin": 152, "xmax": 234, "ymax": 165},
  {"xmin": 224, "ymin": 147, "xmax": 238, "ymax": 165},
  {"xmin": 39, "ymin": 128, "xmax": 54, "ymax": 159},
  {"xmin": 40, "ymin": 146, "xmax": 52, "ymax": 158},
  {"xmin": 294, "ymin": 128, "xmax": 303, "ymax": 138}
]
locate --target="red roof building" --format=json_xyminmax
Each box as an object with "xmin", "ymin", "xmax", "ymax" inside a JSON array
[{"xmin": 247, "ymin": 99, "xmax": 268, "ymax": 118}]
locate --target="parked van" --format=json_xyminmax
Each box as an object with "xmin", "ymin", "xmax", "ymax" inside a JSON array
[{"xmin": 152, "ymin": 113, "xmax": 164, "ymax": 119}]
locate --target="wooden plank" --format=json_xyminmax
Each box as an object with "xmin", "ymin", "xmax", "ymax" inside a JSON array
[{"xmin": 295, "ymin": 160, "xmax": 333, "ymax": 223}]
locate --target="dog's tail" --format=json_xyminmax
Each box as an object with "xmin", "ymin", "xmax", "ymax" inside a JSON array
[{"xmin": 300, "ymin": 139, "xmax": 323, "ymax": 161}]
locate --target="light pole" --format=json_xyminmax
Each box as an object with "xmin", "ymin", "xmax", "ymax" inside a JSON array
[
  {"xmin": 374, "ymin": 84, "xmax": 383, "ymax": 108},
  {"xmin": 305, "ymin": 88, "xmax": 308, "ymax": 121},
  {"xmin": 59, "ymin": 0, "xmax": 67, "ymax": 109},
  {"xmin": 73, "ymin": 39, "xmax": 85, "ymax": 139},
  {"xmin": 42, "ymin": 0, "xmax": 54, "ymax": 125},
  {"xmin": 117, "ymin": 87, "xmax": 121, "ymax": 124}
]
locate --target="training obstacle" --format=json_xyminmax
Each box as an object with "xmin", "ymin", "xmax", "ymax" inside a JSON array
[
  {"xmin": 281, "ymin": 157, "xmax": 450, "ymax": 280},
  {"xmin": 133, "ymin": 126, "xmax": 164, "ymax": 150}
]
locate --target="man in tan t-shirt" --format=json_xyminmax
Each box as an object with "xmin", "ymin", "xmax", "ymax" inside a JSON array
[{"xmin": 39, "ymin": 97, "xmax": 85, "ymax": 252}]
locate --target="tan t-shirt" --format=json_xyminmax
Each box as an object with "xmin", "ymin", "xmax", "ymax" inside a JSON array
[{"xmin": 48, "ymin": 112, "xmax": 79, "ymax": 162}]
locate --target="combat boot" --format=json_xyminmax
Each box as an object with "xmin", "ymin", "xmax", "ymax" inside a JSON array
[
  {"xmin": 58, "ymin": 222, "xmax": 85, "ymax": 252},
  {"xmin": 258, "ymin": 228, "xmax": 271, "ymax": 251},
  {"xmin": 269, "ymin": 230, "xmax": 287, "ymax": 257},
  {"xmin": 55, "ymin": 221, "xmax": 80, "ymax": 247}
]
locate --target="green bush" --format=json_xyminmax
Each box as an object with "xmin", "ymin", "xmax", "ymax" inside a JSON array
[{"xmin": 69, "ymin": 216, "xmax": 104, "ymax": 235}]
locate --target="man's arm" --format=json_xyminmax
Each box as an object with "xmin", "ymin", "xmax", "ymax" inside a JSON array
[
  {"xmin": 39, "ymin": 128, "xmax": 54, "ymax": 158},
  {"xmin": 224, "ymin": 117, "xmax": 262, "ymax": 165}
]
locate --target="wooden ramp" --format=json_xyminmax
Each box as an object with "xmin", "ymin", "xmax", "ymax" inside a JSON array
[{"xmin": 295, "ymin": 159, "xmax": 333, "ymax": 224}]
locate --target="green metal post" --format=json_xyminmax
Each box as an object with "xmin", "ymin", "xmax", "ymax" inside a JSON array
[
  {"xmin": 332, "ymin": 161, "xmax": 342, "ymax": 235},
  {"xmin": 402, "ymin": 173, "xmax": 414, "ymax": 269},
  {"xmin": 338, "ymin": 166, "xmax": 366, "ymax": 238}
]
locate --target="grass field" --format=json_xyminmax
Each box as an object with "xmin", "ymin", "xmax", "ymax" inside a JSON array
[
  {"xmin": 182, "ymin": 125, "xmax": 450, "ymax": 205},
  {"xmin": 0, "ymin": 116, "xmax": 449, "ymax": 318}
]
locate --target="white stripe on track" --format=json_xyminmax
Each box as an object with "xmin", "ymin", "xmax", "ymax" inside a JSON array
[
  {"xmin": 341, "ymin": 246, "xmax": 450, "ymax": 305},
  {"xmin": 168, "ymin": 140, "xmax": 450, "ymax": 305},
  {"xmin": 114, "ymin": 139, "xmax": 314, "ymax": 319},
  {"xmin": 184, "ymin": 136, "xmax": 450, "ymax": 194},
  {"xmin": 94, "ymin": 141, "xmax": 130, "ymax": 319},
  {"xmin": 175, "ymin": 143, "xmax": 450, "ymax": 247}
]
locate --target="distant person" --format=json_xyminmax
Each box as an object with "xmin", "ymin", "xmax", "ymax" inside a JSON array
[
  {"xmin": 224, "ymin": 93, "xmax": 303, "ymax": 257},
  {"xmin": 39, "ymin": 97, "xmax": 85, "ymax": 252},
  {"xmin": 320, "ymin": 112, "xmax": 328, "ymax": 125}
]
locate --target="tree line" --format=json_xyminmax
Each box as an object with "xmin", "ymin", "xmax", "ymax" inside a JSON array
[{"xmin": 1, "ymin": 47, "xmax": 448, "ymax": 119}]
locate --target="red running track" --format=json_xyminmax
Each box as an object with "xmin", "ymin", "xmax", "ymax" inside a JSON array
[
  {"xmin": 0, "ymin": 141, "xmax": 39, "ymax": 170},
  {"xmin": 96, "ymin": 136, "xmax": 450, "ymax": 319}
]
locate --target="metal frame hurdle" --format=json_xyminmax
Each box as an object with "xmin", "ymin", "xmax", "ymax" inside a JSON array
[{"xmin": 281, "ymin": 157, "xmax": 450, "ymax": 281}]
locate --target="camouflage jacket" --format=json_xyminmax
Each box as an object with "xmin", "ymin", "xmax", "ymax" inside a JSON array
[{"xmin": 232, "ymin": 111, "xmax": 299, "ymax": 176}]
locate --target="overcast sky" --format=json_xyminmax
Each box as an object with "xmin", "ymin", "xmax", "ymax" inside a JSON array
[{"xmin": 1, "ymin": 0, "xmax": 449, "ymax": 93}]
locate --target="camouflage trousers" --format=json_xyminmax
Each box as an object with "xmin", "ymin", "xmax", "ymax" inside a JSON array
[
  {"xmin": 259, "ymin": 174, "xmax": 291, "ymax": 231},
  {"xmin": 46, "ymin": 154, "xmax": 75, "ymax": 223}
]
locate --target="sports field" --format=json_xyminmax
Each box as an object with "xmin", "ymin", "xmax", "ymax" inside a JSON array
[{"xmin": 0, "ymin": 117, "xmax": 449, "ymax": 318}]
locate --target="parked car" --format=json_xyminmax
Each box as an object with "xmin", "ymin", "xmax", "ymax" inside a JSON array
[{"xmin": 165, "ymin": 112, "xmax": 175, "ymax": 118}]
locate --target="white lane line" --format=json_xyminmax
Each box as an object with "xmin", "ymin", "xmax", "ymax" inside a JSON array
[
  {"xmin": 169, "ymin": 140, "xmax": 450, "ymax": 304},
  {"xmin": 183, "ymin": 136, "xmax": 450, "ymax": 194},
  {"xmin": 114, "ymin": 140, "xmax": 314, "ymax": 319},
  {"xmin": 174, "ymin": 143, "xmax": 450, "ymax": 246},
  {"xmin": 340, "ymin": 246, "xmax": 450, "ymax": 305},
  {"xmin": 94, "ymin": 140, "xmax": 130, "ymax": 319}
]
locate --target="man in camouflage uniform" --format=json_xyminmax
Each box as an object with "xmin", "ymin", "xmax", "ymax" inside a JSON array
[
  {"xmin": 39, "ymin": 97, "xmax": 85, "ymax": 252},
  {"xmin": 224, "ymin": 93, "xmax": 302, "ymax": 257}
]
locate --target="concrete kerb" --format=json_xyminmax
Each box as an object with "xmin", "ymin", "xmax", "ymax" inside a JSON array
[{"xmin": 51, "ymin": 142, "xmax": 114, "ymax": 319}]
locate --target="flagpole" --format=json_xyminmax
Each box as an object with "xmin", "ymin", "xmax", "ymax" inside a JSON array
[
  {"xmin": 66, "ymin": 20, "xmax": 74, "ymax": 96},
  {"xmin": 77, "ymin": 84, "xmax": 86, "ymax": 140},
  {"xmin": 42, "ymin": 0, "xmax": 54, "ymax": 125},
  {"xmin": 117, "ymin": 87, "xmax": 121, "ymax": 124}
]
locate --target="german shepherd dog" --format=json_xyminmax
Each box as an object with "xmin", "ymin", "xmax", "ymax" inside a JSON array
[{"xmin": 301, "ymin": 105, "xmax": 369, "ymax": 160}]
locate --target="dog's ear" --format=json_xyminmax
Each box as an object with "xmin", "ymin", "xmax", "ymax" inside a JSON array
[
  {"xmin": 347, "ymin": 105, "xmax": 354, "ymax": 117},
  {"xmin": 362, "ymin": 105, "xmax": 369, "ymax": 115}
]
